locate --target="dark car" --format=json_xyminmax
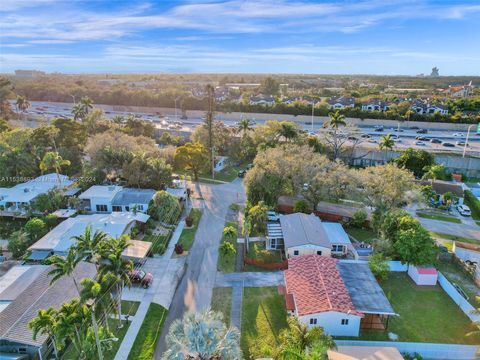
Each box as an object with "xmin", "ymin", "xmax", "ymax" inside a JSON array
[
  {"xmin": 416, "ymin": 129, "xmax": 428, "ymax": 134},
  {"xmin": 393, "ymin": 128, "xmax": 404, "ymax": 132},
  {"xmin": 238, "ymin": 170, "xmax": 247, "ymax": 178},
  {"xmin": 374, "ymin": 127, "xmax": 384, "ymax": 132},
  {"xmin": 442, "ymin": 142, "xmax": 455, "ymax": 147},
  {"xmin": 415, "ymin": 136, "xmax": 429, "ymax": 141},
  {"xmin": 347, "ymin": 136, "xmax": 358, "ymax": 141},
  {"xmin": 430, "ymin": 138, "xmax": 442, "ymax": 144},
  {"xmin": 361, "ymin": 133, "xmax": 371, "ymax": 138},
  {"xmin": 410, "ymin": 126, "xmax": 420, "ymax": 130},
  {"xmin": 129, "ymin": 270, "xmax": 153, "ymax": 288}
]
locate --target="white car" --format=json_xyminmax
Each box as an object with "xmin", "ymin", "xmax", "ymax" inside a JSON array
[
  {"xmin": 267, "ymin": 211, "xmax": 280, "ymax": 222},
  {"xmin": 457, "ymin": 205, "xmax": 471, "ymax": 217},
  {"xmin": 453, "ymin": 132, "xmax": 465, "ymax": 137}
]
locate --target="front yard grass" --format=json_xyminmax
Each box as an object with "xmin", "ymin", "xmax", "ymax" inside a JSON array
[
  {"xmin": 416, "ymin": 211, "xmax": 462, "ymax": 223},
  {"xmin": 345, "ymin": 227, "xmax": 377, "ymax": 244},
  {"xmin": 177, "ymin": 208, "xmax": 202, "ymax": 251},
  {"xmin": 202, "ymin": 162, "xmax": 249, "ymax": 183},
  {"xmin": 352, "ymin": 273, "xmax": 480, "ymax": 344},
  {"xmin": 217, "ymin": 221, "xmax": 238, "ymax": 272},
  {"xmin": 241, "ymin": 287, "xmax": 288, "ymax": 360},
  {"xmin": 121, "ymin": 300, "xmax": 140, "ymax": 316},
  {"xmin": 211, "ymin": 287, "xmax": 232, "ymax": 325},
  {"xmin": 127, "ymin": 303, "xmax": 168, "ymax": 360},
  {"xmin": 143, "ymin": 233, "xmax": 170, "ymax": 255},
  {"xmin": 244, "ymin": 241, "xmax": 283, "ymax": 272}
]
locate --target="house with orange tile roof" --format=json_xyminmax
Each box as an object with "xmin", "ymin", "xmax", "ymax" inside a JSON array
[{"xmin": 283, "ymin": 255, "xmax": 395, "ymax": 336}]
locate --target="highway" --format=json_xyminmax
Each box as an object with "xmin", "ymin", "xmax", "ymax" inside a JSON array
[{"xmin": 11, "ymin": 100, "xmax": 480, "ymax": 154}]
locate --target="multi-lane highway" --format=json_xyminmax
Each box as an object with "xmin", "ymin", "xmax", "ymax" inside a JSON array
[{"xmin": 11, "ymin": 100, "xmax": 480, "ymax": 153}]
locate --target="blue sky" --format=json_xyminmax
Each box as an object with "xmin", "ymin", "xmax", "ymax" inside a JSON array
[{"xmin": 1, "ymin": 0, "xmax": 479, "ymax": 75}]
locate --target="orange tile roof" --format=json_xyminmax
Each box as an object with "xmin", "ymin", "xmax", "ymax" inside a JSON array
[{"xmin": 285, "ymin": 255, "xmax": 363, "ymax": 317}]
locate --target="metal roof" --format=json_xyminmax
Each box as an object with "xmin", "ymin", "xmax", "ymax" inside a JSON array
[
  {"xmin": 112, "ymin": 188, "xmax": 156, "ymax": 206},
  {"xmin": 280, "ymin": 213, "xmax": 331, "ymax": 249}
]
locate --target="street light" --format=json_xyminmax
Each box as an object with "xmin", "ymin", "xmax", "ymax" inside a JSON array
[
  {"xmin": 311, "ymin": 101, "xmax": 315, "ymax": 132},
  {"xmin": 70, "ymin": 94, "xmax": 76, "ymax": 104},
  {"xmin": 462, "ymin": 124, "xmax": 475, "ymax": 158}
]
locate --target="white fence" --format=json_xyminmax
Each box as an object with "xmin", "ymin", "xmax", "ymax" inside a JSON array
[
  {"xmin": 336, "ymin": 340, "xmax": 479, "ymax": 360},
  {"xmin": 388, "ymin": 260, "xmax": 409, "ymax": 272}
]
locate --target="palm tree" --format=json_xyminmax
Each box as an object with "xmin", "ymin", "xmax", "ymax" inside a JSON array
[
  {"xmin": 39, "ymin": 151, "xmax": 71, "ymax": 186},
  {"xmin": 80, "ymin": 96, "xmax": 93, "ymax": 115},
  {"xmin": 72, "ymin": 103, "xmax": 85, "ymax": 121},
  {"xmin": 46, "ymin": 248, "xmax": 82, "ymax": 293},
  {"xmin": 237, "ymin": 118, "xmax": 253, "ymax": 137},
  {"xmin": 80, "ymin": 275, "xmax": 116, "ymax": 331},
  {"xmin": 422, "ymin": 164, "xmax": 446, "ymax": 185},
  {"xmin": 72, "ymin": 226, "xmax": 108, "ymax": 264},
  {"xmin": 56, "ymin": 299, "xmax": 90, "ymax": 358},
  {"xmin": 98, "ymin": 237, "xmax": 133, "ymax": 326},
  {"xmin": 15, "ymin": 95, "xmax": 30, "ymax": 119},
  {"xmin": 379, "ymin": 134, "xmax": 395, "ymax": 161},
  {"xmin": 324, "ymin": 110, "xmax": 346, "ymax": 129},
  {"xmin": 277, "ymin": 317, "xmax": 336, "ymax": 359},
  {"xmin": 277, "ymin": 121, "xmax": 298, "ymax": 142},
  {"xmin": 29, "ymin": 308, "xmax": 60, "ymax": 359},
  {"xmin": 162, "ymin": 309, "xmax": 241, "ymax": 360},
  {"xmin": 404, "ymin": 109, "xmax": 415, "ymax": 127}
]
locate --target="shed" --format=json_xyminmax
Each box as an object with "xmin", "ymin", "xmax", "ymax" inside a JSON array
[
  {"xmin": 408, "ymin": 265, "xmax": 438, "ymax": 285},
  {"xmin": 122, "ymin": 240, "xmax": 152, "ymax": 263}
]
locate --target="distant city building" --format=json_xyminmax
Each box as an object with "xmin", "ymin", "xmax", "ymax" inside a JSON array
[
  {"xmin": 327, "ymin": 96, "xmax": 355, "ymax": 109},
  {"xmin": 14, "ymin": 70, "xmax": 45, "ymax": 78}
]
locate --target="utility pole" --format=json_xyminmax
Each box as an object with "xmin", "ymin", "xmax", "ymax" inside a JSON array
[
  {"xmin": 91, "ymin": 307, "xmax": 103, "ymax": 360},
  {"xmin": 212, "ymin": 147, "xmax": 215, "ymax": 179},
  {"xmin": 311, "ymin": 101, "xmax": 315, "ymax": 132},
  {"xmin": 206, "ymin": 85, "xmax": 215, "ymax": 178},
  {"xmin": 463, "ymin": 124, "xmax": 475, "ymax": 158}
]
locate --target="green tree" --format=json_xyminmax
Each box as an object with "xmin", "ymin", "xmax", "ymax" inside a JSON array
[
  {"xmin": 80, "ymin": 96, "xmax": 93, "ymax": 115},
  {"xmin": 220, "ymin": 241, "xmax": 236, "ymax": 257},
  {"xmin": 393, "ymin": 148, "xmax": 435, "ymax": 178},
  {"xmin": 277, "ymin": 121, "xmax": 298, "ymax": 142},
  {"xmin": 7, "ymin": 230, "xmax": 29, "ymax": 258},
  {"xmin": 323, "ymin": 110, "xmax": 347, "ymax": 160},
  {"xmin": 46, "ymin": 248, "xmax": 82, "ymax": 293},
  {"xmin": 162, "ymin": 309, "xmax": 241, "ymax": 360},
  {"xmin": 25, "ymin": 217, "xmax": 47, "ymax": 240},
  {"xmin": 394, "ymin": 224, "xmax": 436, "ymax": 266},
  {"xmin": 72, "ymin": 103, "xmax": 86, "ymax": 121},
  {"xmin": 237, "ymin": 118, "xmax": 254, "ymax": 137},
  {"xmin": 29, "ymin": 308, "xmax": 60, "ymax": 359},
  {"xmin": 148, "ymin": 190, "xmax": 182, "ymax": 223},
  {"xmin": 259, "ymin": 76, "xmax": 280, "ymax": 95},
  {"xmin": 247, "ymin": 201, "xmax": 268, "ymax": 236},
  {"xmin": 39, "ymin": 151, "xmax": 71, "ymax": 185},
  {"xmin": 293, "ymin": 199, "xmax": 310, "ymax": 213},
  {"xmin": 174, "ymin": 142, "xmax": 209, "ymax": 180},
  {"xmin": 223, "ymin": 225, "xmax": 236, "ymax": 239},
  {"xmin": 72, "ymin": 226, "xmax": 108, "ymax": 264},
  {"xmin": 422, "ymin": 164, "xmax": 446, "ymax": 185},
  {"xmin": 56, "ymin": 299, "xmax": 91, "ymax": 358},
  {"xmin": 379, "ymin": 134, "xmax": 395, "ymax": 158},
  {"xmin": 15, "ymin": 95, "xmax": 30, "ymax": 119},
  {"xmin": 368, "ymin": 253, "xmax": 390, "ymax": 281}
]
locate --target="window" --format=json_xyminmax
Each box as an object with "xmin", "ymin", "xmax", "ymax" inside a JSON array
[
  {"xmin": 316, "ymin": 251, "xmax": 322, "ymax": 255},
  {"xmin": 125, "ymin": 206, "xmax": 130, "ymax": 211},
  {"xmin": 137, "ymin": 204, "xmax": 144, "ymax": 211},
  {"xmin": 341, "ymin": 319, "xmax": 349, "ymax": 325},
  {"xmin": 332, "ymin": 245, "xmax": 343, "ymax": 252},
  {"xmin": 18, "ymin": 347, "xmax": 27, "ymax": 354},
  {"xmin": 112, "ymin": 205, "xmax": 122, "ymax": 212},
  {"xmin": 293, "ymin": 250, "xmax": 299, "ymax": 256},
  {"xmin": 96, "ymin": 204, "xmax": 108, "ymax": 212},
  {"xmin": 309, "ymin": 318, "xmax": 317, "ymax": 325}
]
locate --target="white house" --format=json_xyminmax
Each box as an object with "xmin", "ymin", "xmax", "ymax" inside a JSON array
[
  {"xmin": 283, "ymin": 255, "xmax": 396, "ymax": 337},
  {"xmin": 411, "ymin": 100, "xmax": 448, "ymax": 115},
  {"xmin": 79, "ymin": 185, "xmax": 156, "ymax": 213},
  {"xmin": 28, "ymin": 212, "xmax": 150, "ymax": 260},
  {"xmin": 327, "ymin": 96, "xmax": 355, "ymax": 109},
  {"xmin": 166, "ymin": 179, "xmax": 188, "ymax": 201},
  {"xmin": 267, "ymin": 213, "xmax": 354, "ymax": 258},
  {"xmin": 250, "ymin": 94, "xmax": 275, "ymax": 106},
  {"xmin": 214, "ymin": 156, "xmax": 228, "ymax": 172},
  {"xmin": 0, "ymin": 174, "xmax": 73, "ymax": 214},
  {"xmin": 407, "ymin": 265, "xmax": 438, "ymax": 286},
  {"xmin": 361, "ymin": 100, "xmax": 390, "ymax": 112}
]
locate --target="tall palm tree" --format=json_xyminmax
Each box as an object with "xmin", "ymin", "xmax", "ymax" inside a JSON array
[
  {"xmin": 404, "ymin": 109, "xmax": 415, "ymax": 127},
  {"xmin": 323, "ymin": 111, "xmax": 347, "ymax": 160},
  {"xmin": 16, "ymin": 95, "xmax": 30, "ymax": 119},
  {"xmin": 80, "ymin": 274, "xmax": 116, "ymax": 331},
  {"xmin": 72, "ymin": 103, "xmax": 85, "ymax": 121},
  {"xmin": 39, "ymin": 151, "xmax": 71, "ymax": 186},
  {"xmin": 277, "ymin": 317, "xmax": 336, "ymax": 359},
  {"xmin": 72, "ymin": 226, "xmax": 108, "ymax": 265},
  {"xmin": 237, "ymin": 118, "xmax": 254, "ymax": 137},
  {"xmin": 29, "ymin": 308, "xmax": 60, "ymax": 359},
  {"xmin": 46, "ymin": 248, "xmax": 82, "ymax": 293},
  {"xmin": 56, "ymin": 299, "xmax": 90, "ymax": 358},
  {"xmin": 98, "ymin": 237, "xmax": 133, "ymax": 326},
  {"xmin": 80, "ymin": 96, "xmax": 93, "ymax": 115},
  {"xmin": 162, "ymin": 309, "xmax": 241, "ymax": 360},
  {"xmin": 379, "ymin": 134, "xmax": 395, "ymax": 161},
  {"xmin": 324, "ymin": 110, "xmax": 346, "ymax": 129},
  {"xmin": 277, "ymin": 121, "xmax": 298, "ymax": 142}
]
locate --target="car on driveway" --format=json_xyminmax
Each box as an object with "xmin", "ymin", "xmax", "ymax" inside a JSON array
[
  {"xmin": 238, "ymin": 170, "xmax": 247, "ymax": 178},
  {"xmin": 129, "ymin": 269, "xmax": 153, "ymax": 288},
  {"xmin": 457, "ymin": 204, "xmax": 471, "ymax": 217},
  {"xmin": 267, "ymin": 211, "xmax": 280, "ymax": 222}
]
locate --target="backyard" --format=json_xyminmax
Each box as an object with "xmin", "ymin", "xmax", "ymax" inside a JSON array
[
  {"xmin": 176, "ymin": 208, "xmax": 202, "ymax": 251},
  {"xmin": 352, "ymin": 273, "xmax": 480, "ymax": 344},
  {"xmin": 211, "ymin": 287, "xmax": 232, "ymax": 325},
  {"xmin": 244, "ymin": 241, "xmax": 284, "ymax": 272},
  {"xmin": 127, "ymin": 303, "xmax": 168, "ymax": 360},
  {"xmin": 241, "ymin": 287, "xmax": 288, "ymax": 359},
  {"xmin": 217, "ymin": 220, "xmax": 238, "ymax": 272},
  {"xmin": 345, "ymin": 227, "xmax": 377, "ymax": 244}
]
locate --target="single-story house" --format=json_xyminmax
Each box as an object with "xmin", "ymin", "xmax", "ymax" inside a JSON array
[
  {"xmin": 419, "ymin": 180, "xmax": 464, "ymax": 205},
  {"xmin": 283, "ymin": 255, "xmax": 395, "ymax": 336},
  {"xmin": 267, "ymin": 213, "xmax": 355, "ymax": 258},
  {"xmin": 214, "ymin": 156, "xmax": 228, "ymax": 173},
  {"xmin": 250, "ymin": 94, "xmax": 275, "ymax": 106},
  {"xmin": 0, "ymin": 174, "xmax": 73, "ymax": 214},
  {"xmin": 327, "ymin": 96, "xmax": 355, "ymax": 109},
  {"xmin": 361, "ymin": 100, "xmax": 390, "ymax": 112},
  {"xmin": 79, "ymin": 185, "xmax": 156, "ymax": 213},
  {"xmin": 0, "ymin": 262, "xmax": 96, "ymax": 359},
  {"xmin": 166, "ymin": 179, "xmax": 188, "ymax": 201},
  {"xmin": 28, "ymin": 212, "xmax": 150, "ymax": 260},
  {"xmin": 407, "ymin": 266, "xmax": 438, "ymax": 285},
  {"xmin": 327, "ymin": 346, "xmax": 404, "ymax": 360},
  {"xmin": 411, "ymin": 100, "xmax": 449, "ymax": 115}
]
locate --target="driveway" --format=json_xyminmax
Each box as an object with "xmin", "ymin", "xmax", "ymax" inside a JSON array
[
  {"xmin": 214, "ymin": 271, "xmax": 284, "ymax": 287},
  {"xmin": 154, "ymin": 179, "xmax": 246, "ymax": 357}
]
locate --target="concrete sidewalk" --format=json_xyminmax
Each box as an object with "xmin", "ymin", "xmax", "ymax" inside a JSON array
[{"xmin": 214, "ymin": 271, "xmax": 284, "ymax": 288}]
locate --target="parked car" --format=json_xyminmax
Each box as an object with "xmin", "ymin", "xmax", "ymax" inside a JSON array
[
  {"xmin": 129, "ymin": 270, "xmax": 153, "ymax": 288},
  {"xmin": 416, "ymin": 129, "xmax": 428, "ymax": 134},
  {"xmin": 430, "ymin": 138, "xmax": 442, "ymax": 144},
  {"xmin": 415, "ymin": 141, "xmax": 426, "ymax": 146},
  {"xmin": 457, "ymin": 204, "xmax": 471, "ymax": 216},
  {"xmin": 453, "ymin": 132, "xmax": 465, "ymax": 137},
  {"xmin": 238, "ymin": 170, "xmax": 247, "ymax": 178},
  {"xmin": 442, "ymin": 142, "xmax": 455, "ymax": 147},
  {"xmin": 267, "ymin": 211, "xmax": 280, "ymax": 222}
]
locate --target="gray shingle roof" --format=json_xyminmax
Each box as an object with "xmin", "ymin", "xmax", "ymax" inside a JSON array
[
  {"xmin": 0, "ymin": 262, "xmax": 96, "ymax": 347},
  {"xmin": 280, "ymin": 213, "xmax": 331, "ymax": 249}
]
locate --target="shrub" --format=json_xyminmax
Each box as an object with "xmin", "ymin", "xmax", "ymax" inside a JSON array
[
  {"xmin": 44, "ymin": 214, "xmax": 58, "ymax": 229},
  {"xmin": 175, "ymin": 244, "xmax": 184, "ymax": 254},
  {"xmin": 368, "ymin": 253, "xmax": 390, "ymax": 281},
  {"xmin": 149, "ymin": 191, "xmax": 182, "ymax": 224},
  {"xmin": 293, "ymin": 199, "xmax": 310, "ymax": 213},
  {"xmin": 24, "ymin": 218, "xmax": 47, "ymax": 241},
  {"xmin": 185, "ymin": 216, "xmax": 193, "ymax": 227},
  {"xmin": 350, "ymin": 209, "xmax": 368, "ymax": 228}
]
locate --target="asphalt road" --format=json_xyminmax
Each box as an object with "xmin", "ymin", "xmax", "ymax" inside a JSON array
[{"xmin": 153, "ymin": 179, "xmax": 245, "ymax": 358}]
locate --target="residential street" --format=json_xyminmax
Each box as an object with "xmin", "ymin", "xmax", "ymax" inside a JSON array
[
  {"xmin": 418, "ymin": 217, "xmax": 480, "ymax": 239},
  {"xmin": 154, "ymin": 179, "xmax": 245, "ymax": 357}
]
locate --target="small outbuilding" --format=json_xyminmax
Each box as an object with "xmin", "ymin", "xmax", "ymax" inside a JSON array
[{"xmin": 408, "ymin": 265, "xmax": 438, "ymax": 286}]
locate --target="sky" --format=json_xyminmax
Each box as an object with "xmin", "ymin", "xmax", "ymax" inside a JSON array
[{"xmin": 0, "ymin": 0, "xmax": 479, "ymax": 75}]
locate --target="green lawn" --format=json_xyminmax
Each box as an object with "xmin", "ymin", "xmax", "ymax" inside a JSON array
[
  {"xmin": 416, "ymin": 212, "xmax": 462, "ymax": 223},
  {"xmin": 430, "ymin": 232, "xmax": 479, "ymax": 245},
  {"xmin": 244, "ymin": 242, "xmax": 283, "ymax": 272},
  {"xmin": 350, "ymin": 273, "xmax": 480, "ymax": 344},
  {"xmin": 241, "ymin": 287, "xmax": 288, "ymax": 359},
  {"xmin": 121, "ymin": 300, "xmax": 140, "ymax": 316},
  {"xmin": 217, "ymin": 221, "xmax": 238, "ymax": 272},
  {"xmin": 345, "ymin": 227, "xmax": 377, "ymax": 244},
  {"xmin": 143, "ymin": 233, "xmax": 170, "ymax": 255},
  {"xmin": 127, "ymin": 303, "xmax": 168, "ymax": 360},
  {"xmin": 62, "ymin": 319, "xmax": 129, "ymax": 360},
  {"xmin": 177, "ymin": 208, "xmax": 202, "ymax": 251},
  {"xmin": 464, "ymin": 190, "xmax": 480, "ymax": 221},
  {"xmin": 211, "ymin": 287, "xmax": 232, "ymax": 325},
  {"xmin": 201, "ymin": 162, "xmax": 249, "ymax": 183}
]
